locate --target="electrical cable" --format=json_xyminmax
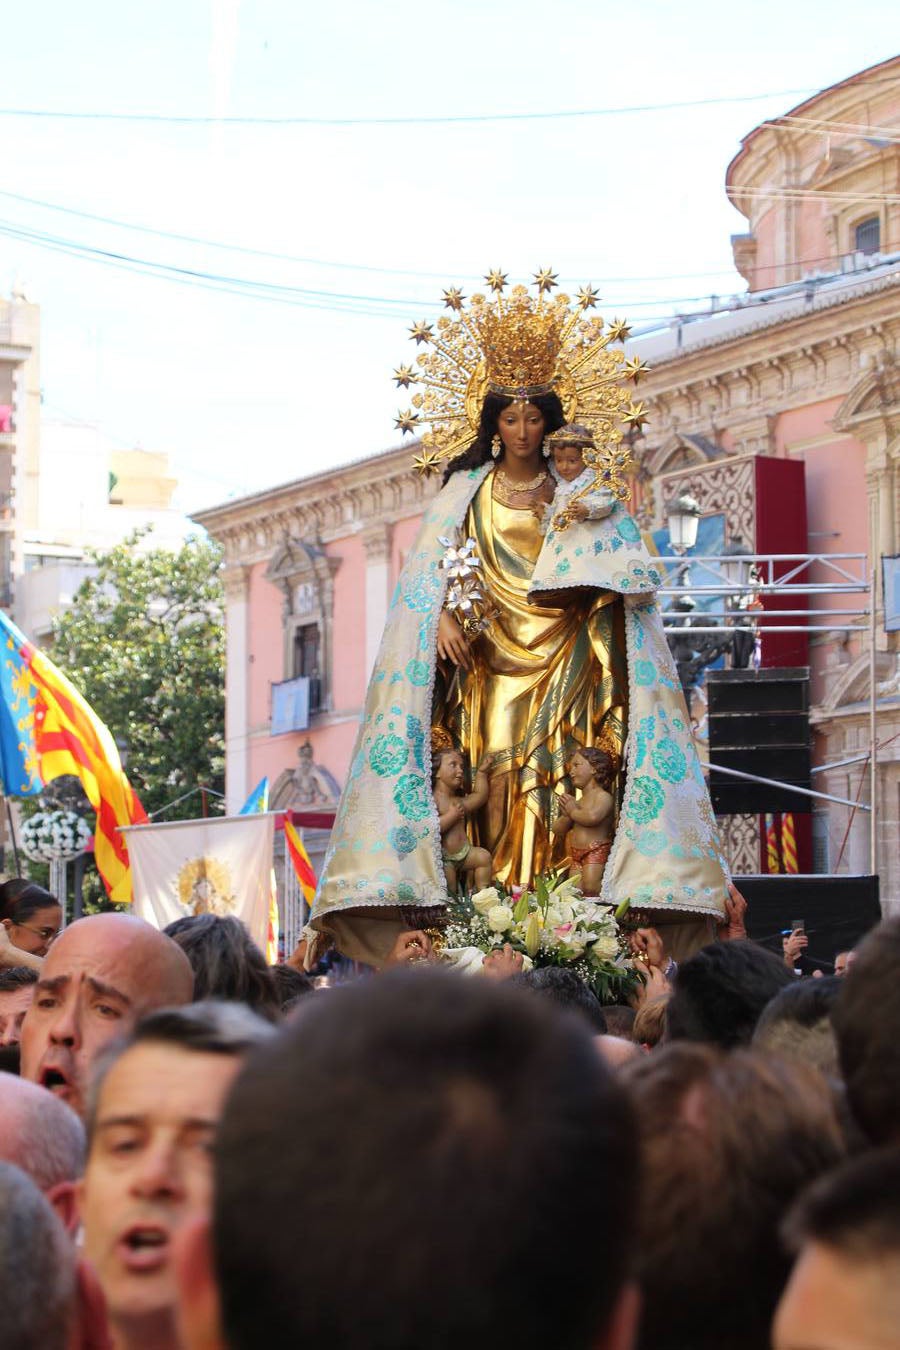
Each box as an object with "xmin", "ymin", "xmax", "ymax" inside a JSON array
[{"xmin": 0, "ymin": 76, "xmax": 897, "ymax": 126}]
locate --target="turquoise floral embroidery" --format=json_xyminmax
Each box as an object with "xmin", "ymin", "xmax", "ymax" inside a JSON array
[
  {"xmin": 397, "ymin": 881, "xmax": 418, "ymax": 904},
  {"xmin": 630, "ymin": 776, "xmax": 665, "ymax": 823},
  {"xmin": 616, "ymin": 516, "xmax": 641, "ymax": 543},
  {"xmin": 651, "ymin": 737, "xmax": 687, "ymax": 784},
  {"xmin": 635, "ymin": 830, "xmax": 668, "ymax": 858},
  {"xmin": 634, "ymin": 658, "xmax": 655, "ymax": 686},
  {"xmin": 392, "ymin": 772, "xmax": 431, "ymax": 821},
  {"xmin": 388, "ymin": 826, "xmax": 417, "ymax": 857},
  {"xmin": 405, "ymin": 659, "xmax": 430, "ymax": 686},
  {"xmin": 557, "ymin": 559, "xmax": 571, "ymax": 575},
  {"xmin": 407, "ymin": 715, "xmax": 425, "ymax": 772},
  {"xmin": 634, "ymin": 714, "xmax": 656, "ymax": 769},
  {"xmin": 369, "ymin": 734, "xmax": 408, "ymax": 777},
  {"xmin": 402, "ymin": 572, "xmax": 440, "ymax": 613}
]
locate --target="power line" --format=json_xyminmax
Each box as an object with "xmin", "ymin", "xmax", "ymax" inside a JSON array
[
  {"xmin": 0, "ymin": 79, "xmax": 897, "ymax": 127},
  {"xmin": 0, "ymin": 215, "xmax": 745, "ymax": 313}
]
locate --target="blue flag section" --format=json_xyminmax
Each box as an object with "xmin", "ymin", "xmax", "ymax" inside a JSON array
[
  {"xmin": 239, "ymin": 777, "xmax": 269, "ymax": 815},
  {"xmin": 0, "ymin": 611, "xmax": 43, "ymax": 797}
]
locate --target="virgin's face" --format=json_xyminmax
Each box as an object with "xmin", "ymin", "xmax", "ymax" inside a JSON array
[{"xmin": 496, "ymin": 402, "xmax": 545, "ymax": 466}]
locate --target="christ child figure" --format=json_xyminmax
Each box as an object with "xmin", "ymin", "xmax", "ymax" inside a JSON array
[
  {"xmin": 534, "ymin": 424, "xmax": 616, "ymax": 533},
  {"xmin": 552, "ymin": 746, "xmax": 617, "ymax": 896},
  {"xmin": 432, "ymin": 747, "xmax": 495, "ymax": 893}
]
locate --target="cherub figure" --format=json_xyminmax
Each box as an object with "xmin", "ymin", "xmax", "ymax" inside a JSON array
[
  {"xmin": 534, "ymin": 424, "xmax": 616, "ymax": 533},
  {"xmin": 432, "ymin": 747, "xmax": 495, "ymax": 893},
  {"xmin": 552, "ymin": 746, "xmax": 618, "ymax": 896}
]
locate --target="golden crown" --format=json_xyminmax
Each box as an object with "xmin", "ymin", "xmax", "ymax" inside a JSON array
[
  {"xmin": 476, "ymin": 287, "xmax": 565, "ymax": 396},
  {"xmin": 392, "ymin": 269, "xmax": 650, "ymax": 499}
]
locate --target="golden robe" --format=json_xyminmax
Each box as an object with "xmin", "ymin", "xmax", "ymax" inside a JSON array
[{"xmin": 438, "ymin": 474, "xmax": 627, "ymax": 887}]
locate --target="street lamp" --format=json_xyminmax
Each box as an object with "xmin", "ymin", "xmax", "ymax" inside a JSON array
[
  {"xmin": 665, "ymin": 493, "xmax": 702, "ymax": 555},
  {"xmin": 721, "ymin": 535, "xmax": 753, "ymax": 597}
]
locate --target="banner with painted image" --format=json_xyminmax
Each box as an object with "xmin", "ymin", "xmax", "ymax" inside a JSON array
[{"xmin": 122, "ymin": 813, "xmax": 275, "ymax": 955}]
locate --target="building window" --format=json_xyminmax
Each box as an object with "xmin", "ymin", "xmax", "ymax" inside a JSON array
[
  {"xmin": 292, "ymin": 622, "xmax": 321, "ymax": 712},
  {"xmin": 854, "ymin": 216, "xmax": 880, "ymax": 256}
]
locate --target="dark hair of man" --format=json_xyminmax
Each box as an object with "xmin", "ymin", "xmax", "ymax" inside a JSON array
[
  {"xmin": 782, "ymin": 1146, "xmax": 900, "ymax": 1260},
  {"xmin": 163, "ymin": 913, "xmax": 281, "ymax": 1022},
  {"xmin": 832, "ymin": 915, "xmax": 900, "ymax": 1145},
  {"xmin": 0, "ymin": 1161, "xmax": 75, "ymax": 1350},
  {"xmin": 753, "ymin": 974, "xmax": 841, "ymax": 1076},
  {"xmin": 85, "ymin": 1000, "xmax": 276, "ymax": 1141},
  {"xmin": 603, "ymin": 1004, "xmax": 637, "ymax": 1039},
  {"xmin": 0, "ymin": 965, "xmax": 39, "ymax": 992},
  {"xmin": 514, "ymin": 965, "xmax": 608, "ymax": 1033},
  {"xmin": 624, "ymin": 1044, "xmax": 845, "ymax": 1350},
  {"xmin": 269, "ymin": 962, "xmax": 313, "ymax": 1013},
  {"xmin": 441, "ymin": 391, "xmax": 566, "ymax": 483},
  {"xmin": 666, "ymin": 938, "xmax": 794, "ymax": 1049},
  {"xmin": 214, "ymin": 968, "xmax": 637, "ymax": 1350},
  {"xmin": 0, "ymin": 877, "xmax": 58, "ymax": 925}
]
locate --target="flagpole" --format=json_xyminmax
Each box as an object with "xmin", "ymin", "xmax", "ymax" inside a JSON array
[{"xmin": 4, "ymin": 798, "xmax": 21, "ymax": 874}]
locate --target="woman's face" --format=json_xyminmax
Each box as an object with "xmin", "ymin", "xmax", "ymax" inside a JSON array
[
  {"xmin": 496, "ymin": 402, "xmax": 545, "ymax": 466},
  {"xmin": 3, "ymin": 903, "xmax": 62, "ymax": 956}
]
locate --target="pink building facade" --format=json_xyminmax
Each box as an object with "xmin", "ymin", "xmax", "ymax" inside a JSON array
[{"xmin": 195, "ymin": 58, "xmax": 900, "ymax": 916}]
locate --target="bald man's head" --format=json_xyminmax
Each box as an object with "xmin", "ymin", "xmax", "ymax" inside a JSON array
[{"xmin": 20, "ymin": 914, "xmax": 193, "ymax": 1117}]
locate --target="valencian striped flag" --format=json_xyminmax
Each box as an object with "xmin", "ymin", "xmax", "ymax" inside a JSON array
[
  {"xmin": 0, "ymin": 610, "xmax": 147, "ymax": 903},
  {"xmin": 284, "ymin": 817, "xmax": 317, "ymax": 907}
]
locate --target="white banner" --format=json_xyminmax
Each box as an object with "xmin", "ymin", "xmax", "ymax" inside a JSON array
[{"xmin": 122, "ymin": 814, "xmax": 275, "ymax": 954}]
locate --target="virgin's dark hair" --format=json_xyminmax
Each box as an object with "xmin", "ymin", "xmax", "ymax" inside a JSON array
[
  {"xmin": 441, "ymin": 391, "xmax": 566, "ymax": 483},
  {"xmin": 0, "ymin": 879, "xmax": 59, "ymax": 926}
]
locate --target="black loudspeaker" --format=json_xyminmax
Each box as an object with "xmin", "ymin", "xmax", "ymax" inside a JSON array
[
  {"xmin": 707, "ymin": 668, "xmax": 811, "ymax": 814},
  {"xmin": 734, "ymin": 873, "xmax": 881, "ymax": 973}
]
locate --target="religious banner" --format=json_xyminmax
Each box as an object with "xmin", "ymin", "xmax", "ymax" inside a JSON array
[{"xmin": 122, "ymin": 813, "xmax": 275, "ymax": 955}]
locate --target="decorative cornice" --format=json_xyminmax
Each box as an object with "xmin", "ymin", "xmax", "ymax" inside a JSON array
[{"xmin": 194, "ymin": 442, "xmax": 438, "ymax": 564}]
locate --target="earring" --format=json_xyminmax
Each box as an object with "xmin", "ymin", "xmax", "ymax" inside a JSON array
[
  {"xmin": 542, "ymin": 437, "xmax": 551, "ymax": 458},
  {"xmin": 491, "ymin": 434, "xmax": 502, "ymax": 459}
]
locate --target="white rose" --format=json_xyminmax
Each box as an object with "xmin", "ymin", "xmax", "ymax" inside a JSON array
[
  {"xmin": 472, "ymin": 886, "xmax": 501, "ymax": 916},
  {"xmin": 590, "ymin": 934, "xmax": 620, "ymax": 963},
  {"xmin": 487, "ymin": 904, "xmax": 514, "ymax": 933}
]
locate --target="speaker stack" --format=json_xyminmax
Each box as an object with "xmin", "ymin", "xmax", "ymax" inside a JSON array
[{"xmin": 706, "ymin": 667, "xmax": 811, "ymax": 815}]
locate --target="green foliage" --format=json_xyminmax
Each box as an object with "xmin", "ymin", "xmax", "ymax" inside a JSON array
[{"xmin": 50, "ymin": 528, "xmax": 226, "ymax": 823}]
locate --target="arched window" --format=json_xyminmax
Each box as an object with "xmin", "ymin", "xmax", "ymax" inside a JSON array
[{"xmin": 854, "ymin": 216, "xmax": 880, "ymax": 256}]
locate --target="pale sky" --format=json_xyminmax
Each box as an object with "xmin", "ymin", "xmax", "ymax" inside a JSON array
[{"xmin": 1, "ymin": 2, "xmax": 897, "ymax": 514}]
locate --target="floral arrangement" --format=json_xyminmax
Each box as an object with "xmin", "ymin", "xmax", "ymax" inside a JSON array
[
  {"xmin": 443, "ymin": 871, "xmax": 640, "ymax": 1005},
  {"xmin": 21, "ymin": 809, "xmax": 92, "ymax": 863}
]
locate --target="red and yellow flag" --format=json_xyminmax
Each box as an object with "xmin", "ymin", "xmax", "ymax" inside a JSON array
[
  {"xmin": 284, "ymin": 818, "xmax": 317, "ymax": 905},
  {"xmin": 781, "ymin": 812, "xmax": 799, "ymax": 875},
  {"xmin": 28, "ymin": 639, "xmax": 147, "ymax": 903}
]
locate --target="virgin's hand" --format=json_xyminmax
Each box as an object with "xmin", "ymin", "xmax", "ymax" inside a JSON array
[{"xmin": 437, "ymin": 611, "xmax": 470, "ymax": 668}]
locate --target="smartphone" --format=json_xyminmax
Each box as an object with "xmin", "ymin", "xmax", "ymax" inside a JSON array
[{"xmin": 791, "ymin": 919, "xmax": 805, "ymax": 936}]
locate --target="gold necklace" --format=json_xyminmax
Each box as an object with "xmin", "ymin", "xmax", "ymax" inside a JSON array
[{"xmin": 494, "ymin": 466, "xmax": 548, "ymax": 494}]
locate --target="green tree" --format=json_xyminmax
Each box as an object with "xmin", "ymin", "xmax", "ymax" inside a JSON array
[{"xmin": 49, "ymin": 528, "xmax": 225, "ymax": 822}]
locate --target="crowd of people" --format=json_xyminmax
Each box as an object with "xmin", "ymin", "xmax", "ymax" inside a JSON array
[{"xmin": 2, "ymin": 872, "xmax": 899, "ymax": 1350}]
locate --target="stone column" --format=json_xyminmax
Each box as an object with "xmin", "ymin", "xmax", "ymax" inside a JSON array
[
  {"xmin": 362, "ymin": 523, "xmax": 393, "ymax": 677},
  {"xmin": 223, "ymin": 563, "xmax": 251, "ymax": 814}
]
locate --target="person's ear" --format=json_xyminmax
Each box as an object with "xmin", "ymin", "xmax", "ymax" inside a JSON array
[
  {"xmin": 174, "ymin": 1213, "xmax": 225, "ymax": 1350},
  {"xmin": 595, "ymin": 1280, "xmax": 641, "ymax": 1350},
  {"xmin": 46, "ymin": 1179, "xmax": 80, "ymax": 1236}
]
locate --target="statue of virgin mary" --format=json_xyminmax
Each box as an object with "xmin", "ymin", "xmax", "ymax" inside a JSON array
[{"xmin": 310, "ymin": 272, "xmax": 729, "ymax": 965}]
